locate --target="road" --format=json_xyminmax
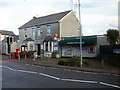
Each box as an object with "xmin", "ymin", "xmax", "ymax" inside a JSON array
[{"xmin": 0, "ymin": 55, "xmax": 120, "ymax": 88}]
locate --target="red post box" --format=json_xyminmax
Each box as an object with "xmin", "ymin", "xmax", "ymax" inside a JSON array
[{"xmin": 16, "ymin": 49, "xmax": 20, "ymax": 57}]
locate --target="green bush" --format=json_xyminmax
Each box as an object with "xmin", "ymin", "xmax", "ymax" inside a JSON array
[
  {"xmin": 82, "ymin": 59, "xmax": 89, "ymax": 66},
  {"xmin": 58, "ymin": 59, "xmax": 69, "ymax": 65},
  {"xmin": 52, "ymin": 52, "xmax": 56, "ymax": 58},
  {"xmin": 70, "ymin": 56, "xmax": 80, "ymax": 66},
  {"xmin": 58, "ymin": 56, "xmax": 80, "ymax": 66},
  {"xmin": 58, "ymin": 56, "xmax": 89, "ymax": 67},
  {"xmin": 20, "ymin": 51, "xmax": 28, "ymax": 55}
]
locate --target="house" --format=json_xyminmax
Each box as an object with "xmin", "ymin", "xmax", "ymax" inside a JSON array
[
  {"xmin": 19, "ymin": 10, "xmax": 80, "ymax": 58},
  {"xmin": 0, "ymin": 30, "xmax": 15, "ymax": 54},
  {"xmin": 59, "ymin": 35, "xmax": 109, "ymax": 58},
  {"xmin": 2, "ymin": 35, "xmax": 19, "ymax": 56}
]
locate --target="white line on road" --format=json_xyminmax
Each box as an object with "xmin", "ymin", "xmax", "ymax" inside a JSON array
[
  {"xmin": 25, "ymin": 64, "xmax": 119, "ymax": 77},
  {"xmin": 71, "ymin": 70, "xmax": 82, "ymax": 73},
  {"xmin": 61, "ymin": 78, "xmax": 98, "ymax": 84},
  {"xmin": 3, "ymin": 66, "xmax": 13, "ymax": 71},
  {"xmin": 82, "ymin": 71, "xmax": 98, "ymax": 75},
  {"xmin": 100, "ymin": 82, "xmax": 120, "ymax": 88},
  {"xmin": 25, "ymin": 64, "xmax": 29, "ymax": 65},
  {"xmin": 13, "ymin": 69, "xmax": 38, "ymax": 74},
  {"xmin": 31, "ymin": 64, "xmax": 44, "ymax": 68},
  {"xmin": 39, "ymin": 73, "xmax": 60, "ymax": 80},
  {"xmin": 112, "ymin": 74, "xmax": 120, "ymax": 77},
  {"xmin": 63, "ymin": 69, "xmax": 72, "ymax": 71},
  {"xmin": 2, "ymin": 65, "xmax": 120, "ymax": 88},
  {"xmin": 100, "ymin": 73, "xmax": 111, "ymax": 76}
]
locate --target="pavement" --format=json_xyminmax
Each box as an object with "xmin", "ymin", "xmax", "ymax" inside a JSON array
[{"xmin": 15, "ymin": 57, "xmax": 120, "ymax": 76}]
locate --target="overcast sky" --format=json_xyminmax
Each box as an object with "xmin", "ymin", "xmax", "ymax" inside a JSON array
[{"xmin": 0, "ymin": 0, "xmax": 119, "ymax": 36}]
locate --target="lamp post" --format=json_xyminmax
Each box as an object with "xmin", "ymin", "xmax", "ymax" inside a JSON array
[{"xmin": 78, "ymin": 0, "xmax": 83, "ymax": 67}]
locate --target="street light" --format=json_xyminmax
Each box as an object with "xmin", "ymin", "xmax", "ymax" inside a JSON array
[{"xmin": 78, "ymin": 0, "xmax": 83, "ymax": 67}]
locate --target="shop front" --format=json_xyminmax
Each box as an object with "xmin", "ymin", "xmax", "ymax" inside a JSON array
[{"xmin": 59, "ymin": 36, "xmax": 97, "ymax": 58}]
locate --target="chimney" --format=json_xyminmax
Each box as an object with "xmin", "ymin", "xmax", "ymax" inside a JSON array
[{"xmin": 33, "ymin": 16, "xmax": 37, "ymax": 19}]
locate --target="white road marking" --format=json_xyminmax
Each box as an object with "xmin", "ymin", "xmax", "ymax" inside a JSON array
[
  {"xmin": 25, "ymin": 64, "xmax": 29, "ymax": 65},
  {"xmin": 31, "ymin": 64, "xmax": 44, "ymax": 68},
  {"xmin": 72, "ymin": 70, "xmax": 82, "ymax": 73},
  {"xmin": 49, "ymin": 67, "xmax": 58, "ymax": 70},
  {"xmin": 112, "ymin": 74, "xmax": 120, "ymax": 77},
  {"xmin": 2, "ymin": 65, "xmax": 120, "ymax": 88},
  {"xmin": 61, "ymin": 78, "xmax": 98, "ymax": 84},
  {"xmin": 100, "ymin": 73, "xmax": 111, "ymax": 76},
  {"xmin": 24, "ymin": 63, "xmax": 119, "ymax": 77},
  {"xmin": 100, "ymin": 82, "xmax": 120, "ymax": 88},
  {"xmin": 63, "ymin": 69, "xmax": 72, "ymax": 71},
  {"xmin": 39, "ymin": 73, "xmax": 60, "ymax": 80},
  {"xmin": 13, "ymin": 69, "xmax": 38, "ymax": 74},
  {"xmin": 82, "ymin": 71, "xmax": 98, "ymax": 75},
  {"xmin": 3, "ymin": 66, "xmax": 13, "ymax": 71}
]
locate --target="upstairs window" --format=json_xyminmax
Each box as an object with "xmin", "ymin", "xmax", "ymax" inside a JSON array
[
  {"xmin": 32, "ymin": 28, "xmax": 35, "ymax": 37},
  {"xmin": 47, "ymin": 25, "xmax": 51, "ymax": 35},
  {"xmin": 38, "ymin": 27, "xmax": 41, "ymax": 36},
  {"xmin": 25, "ymin": 29, "xmax": 27, "ymax": 37}
]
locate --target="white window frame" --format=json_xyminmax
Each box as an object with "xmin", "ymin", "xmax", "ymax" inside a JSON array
[
  {"xmin": 38, "ymin": 27, "xmax": 41, "ymax": 36},
  {"xmin": 47, "ymin": 25, "xmax": 51, "ymax": 35},
  {"xmin": 32, "ymin": 28, "xmax": 35, "ymax": 37},
  {"xmin": 44, "ymin": 42, "xmax": 53, "ymax": 52}
]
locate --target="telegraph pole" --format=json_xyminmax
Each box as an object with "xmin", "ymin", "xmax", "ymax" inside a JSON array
[{"xmin": 78, "ymin": 0, "xmax": 83, "ymax": 67}]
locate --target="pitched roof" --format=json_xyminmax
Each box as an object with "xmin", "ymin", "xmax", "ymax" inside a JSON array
[
  {"xmin": 23, "ymin": 38, "xmax": 34, "ymax": 42},
  {"xmin": 0, "ymin": 30, "xmax": 15, "ymax": 36},
  {"xmin": 2, "ymin": 35, "xmax": 19, "ymax": 42},
  {"xmin": 19, "ymin": 10, "xmax": 72, "ymax": 29}
]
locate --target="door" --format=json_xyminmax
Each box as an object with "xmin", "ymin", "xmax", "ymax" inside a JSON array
[{"xmin": 37, "ymin": 44, "xmax": 41, "ymax": 55}]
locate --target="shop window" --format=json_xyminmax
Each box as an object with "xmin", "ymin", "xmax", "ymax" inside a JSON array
[{"xmin": 88, "ymin": 46, "xmax": 95, "ymax": 53}]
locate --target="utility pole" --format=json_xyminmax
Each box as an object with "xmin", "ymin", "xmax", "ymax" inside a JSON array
[{"xmin": 78, "ymin": 0, "xmax": 83, "ymax": 67}]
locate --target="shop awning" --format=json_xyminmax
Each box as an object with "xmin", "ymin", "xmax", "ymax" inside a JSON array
[{"xmin": 59, "ymin": 36, "xmax": 97, "ymax": 46}]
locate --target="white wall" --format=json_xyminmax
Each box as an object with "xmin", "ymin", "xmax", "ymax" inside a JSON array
[
  {"xmin": 0, "ymin": 34, "xmax": 9, "ymax": 54},
  {"xmin": 60, "ymin": 11, "xmax": 79, "ymax": 38},
  {"xmin": 19, "ymin": 27, "xmax": 35, "ymax": 51},
  {"xmin": 96, "ymin": 36, "xmax": 109, "ymax": 56},
  {"xmin": 11, "ymin": 42, "xmax": 19, "ymax": 52}
]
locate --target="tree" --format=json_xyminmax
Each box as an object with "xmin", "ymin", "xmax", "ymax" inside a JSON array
[{"xmin": 106, "ymin": 29, "xmax": 120, "ymax": 45}]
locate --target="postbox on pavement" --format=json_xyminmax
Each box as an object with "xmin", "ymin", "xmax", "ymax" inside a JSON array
[{"xmin": 16, "ymin": 49, "xmax": 20, "ymax": 59}]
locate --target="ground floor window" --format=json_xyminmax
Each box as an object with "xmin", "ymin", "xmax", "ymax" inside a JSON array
[
  {"xmin": 29, "ymin": 43, "xmax": 33, "ymax": 51},
  {"xmin": 44, "ymin": 42, "xmax": 53, "ymax": 52},
  {"xmin": 21, "ymin": 46, "xmax": 27, "ymax": 51}
]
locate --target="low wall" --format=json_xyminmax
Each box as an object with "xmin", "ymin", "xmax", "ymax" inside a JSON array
[{"xmin": 102, "ymin": 54, "xmax": 120, "ymax": 67}]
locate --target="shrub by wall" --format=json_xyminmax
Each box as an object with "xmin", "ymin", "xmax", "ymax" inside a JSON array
[
  {"xmin": 58, "ymin": 56, "xmax": 89, "ymax": 66},
  {"xmin": 58, "ymin": 59, "xmax": 69, "ymax": 65}
]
